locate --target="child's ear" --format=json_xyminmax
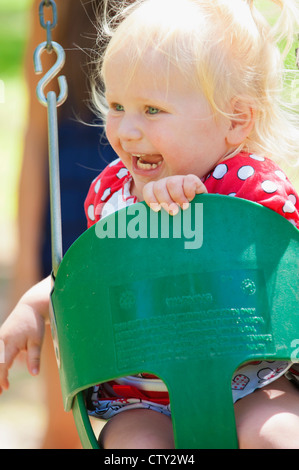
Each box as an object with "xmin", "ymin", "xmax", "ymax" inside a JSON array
[{"xmin": 226, "ymin": 98, "xmax": 255, "ymax": 146}]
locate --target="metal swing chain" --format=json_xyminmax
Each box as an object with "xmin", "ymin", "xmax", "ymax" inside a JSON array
[
  {"xmin": 33, "ymin": 0, "xmax": 68, "ymax": 277},
  {"xmin": 38, "ymin": 0, "xmax": 57, "ymax": 52}
]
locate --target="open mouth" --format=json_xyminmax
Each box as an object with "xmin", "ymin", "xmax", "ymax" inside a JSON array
[{"xmin": 133, "ymin": 154, "xmax": 163, "ymax": 170}]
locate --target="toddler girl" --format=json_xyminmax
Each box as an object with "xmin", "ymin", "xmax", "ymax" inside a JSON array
[{"xmin": 1, "ymin": 0, "xmax": 299, "ymax": 449}]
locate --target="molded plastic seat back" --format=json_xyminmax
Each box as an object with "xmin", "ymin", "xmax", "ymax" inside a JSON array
[{"xmin": 50, "ymin": 195, "xmax": 299, "ymax": 448}]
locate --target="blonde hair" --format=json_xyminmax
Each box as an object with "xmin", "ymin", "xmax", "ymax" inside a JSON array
[{"xmin": 91, "ymin": 0, "xmax": 299, "ymax": 167}]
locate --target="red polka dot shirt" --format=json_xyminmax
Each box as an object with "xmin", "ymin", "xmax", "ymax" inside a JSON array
[{"xmin": 85, "ymin": 152, "xmax": 299, "ymax": 230}]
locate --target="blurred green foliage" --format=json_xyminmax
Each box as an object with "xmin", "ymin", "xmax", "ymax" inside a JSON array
[
  {"xmin": 0, "ymin": 0, "xmax": 32, "ymax": 77},
  {"xmin": 0, "ymin": 0, "xmax": 32, "ymax": 228}
]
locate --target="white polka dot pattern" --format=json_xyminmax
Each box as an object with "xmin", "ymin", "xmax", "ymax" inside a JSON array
[
  {"xmin": 261, "ymin": 180, "xmax": 278, "ymax": 194},
  {"xmin": 213, "ymin": 164, "xmax": 227, "ymax": 179},
  {"xmin": 84, "ymin": 154, "xmax": 299, "ymax": 231},
  {"xmin": 237, "ymin": 165, "xmax": 255, "ymax": 180},
  {"xmin": 202, "ymin": 153, "xmax": 299, "ymax": 229},
  {"xmin": 87, "ymin": 204, "xmax": 95, "ymax": 222}
]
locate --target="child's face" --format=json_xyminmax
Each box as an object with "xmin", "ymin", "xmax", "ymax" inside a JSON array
[{"xmin": 104, "ymin": 48, "xmax": 231, "ymax": 201}]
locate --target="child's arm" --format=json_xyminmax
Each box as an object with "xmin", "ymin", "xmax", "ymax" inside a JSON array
[
  {"xmin": 0, "ymin": 275, "xmax": 51, "ymax": 393},
  {"xmin": 143, "ymin": 174, "xmax": 207, "ymax": 214}
]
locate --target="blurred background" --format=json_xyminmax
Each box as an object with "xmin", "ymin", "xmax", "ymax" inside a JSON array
[
  {"xmin": 0, "ymin": 0, "xmax": 113, "ymax": 449},
  {"xmin": 0, "ymin": 0, "xmax": 298, "ymax": 450},
  {"xmin": 0, "ymin": 0, "xmax": 47, "ymax": 449},
  {"xmin": 0, "ymin": 0, "xmax": 29, "ymax": 278}
]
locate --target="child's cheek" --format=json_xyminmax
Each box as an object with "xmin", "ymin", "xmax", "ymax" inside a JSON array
[{"xmin": 105, "ymin": 117, "xmax": 115, "ymax": 147}]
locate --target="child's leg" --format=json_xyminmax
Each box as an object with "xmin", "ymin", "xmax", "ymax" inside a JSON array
[
  {"xmin": 99, "ymin": 409, "xmax": 175, "ymax": 449},
  {"xmin": 234, "ymin": 377, "xmax": 299, "ymax": 449}
]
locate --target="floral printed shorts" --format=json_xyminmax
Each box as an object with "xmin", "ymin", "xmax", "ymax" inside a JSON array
[{"xmin": 86, "ymin": 361, "xmax": 298, "ymax": 420}]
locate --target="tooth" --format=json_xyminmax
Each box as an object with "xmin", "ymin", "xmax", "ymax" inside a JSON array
[{"xmin": 135, "ymin": 156, "xmax": 162, "ymax": 170}]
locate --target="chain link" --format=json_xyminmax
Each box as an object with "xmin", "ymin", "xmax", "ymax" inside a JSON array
[{"xmin": 39, "ymin": 0, "xmax": 57, "ymax": 51}]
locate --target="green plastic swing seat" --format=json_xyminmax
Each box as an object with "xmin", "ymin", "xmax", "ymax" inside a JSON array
[{"xmin": 50, "ymin": 194, "xmax": 299, "ymax": 449}]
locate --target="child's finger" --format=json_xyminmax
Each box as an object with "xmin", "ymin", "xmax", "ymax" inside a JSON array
[
  {"xmin": 145, "ymin": 180, "xmax": 181, "ymax": 215},
  {"xmin": 142, "ymin": 182, "xmax": 161, "ymax": 212},
  {"xmin": 183, "ymin": 174, "xmax": 207, "ymax": 201},
  {"xmin": 165, "ymin": 176, "xmax": 190, "ymax": 209},
  {"xmin": 0, "ymin": 342, "xmax": 17, "ymax": 391},
  {"xmin": 26, "ymin": 341, "xmax": 41, "ymax": 377},
  {"xmin": 0, "ymin": 373, "xmax": 9, "ymax": 393}
]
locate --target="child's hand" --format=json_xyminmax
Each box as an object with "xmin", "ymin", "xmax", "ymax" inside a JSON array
[
  {"xmin": 0, "ymin": 304, "xmax": 45, "ymax": 393},
  {"xmin": 143, "ymin": 174, "xmax": 207, "ymax": 215},
  {"xmin": 0, "ymin": 276, "xmax": 51, "ymax": 394}
]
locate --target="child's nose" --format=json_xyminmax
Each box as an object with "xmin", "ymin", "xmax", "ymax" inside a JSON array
[{"xmin": 118, "ymin": 114, "xmax": 143, "ymax": 141}]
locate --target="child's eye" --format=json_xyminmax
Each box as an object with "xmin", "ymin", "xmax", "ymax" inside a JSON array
[
  {"xmin": 147, "ymin": 106, "xmax": 160, "ymax": 115},
  {"xmin": 115, "ymin": 103, "xmax": 124, "ymax": 112},
  {"xmin": 111, "ymin": 103, "xmax": 124, "ymax": 112}
]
